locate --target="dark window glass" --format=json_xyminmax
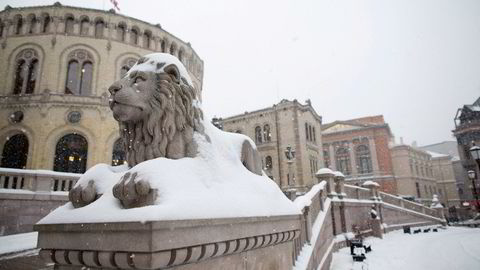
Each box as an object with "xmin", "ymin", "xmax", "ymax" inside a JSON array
[
  {"xmin": 305, "ymin": 123, "xmax": 309, "ymax": 141},
  {"xmin": 95, "ymin": 20, "xmax": 104, "ymax": 38},
  {"xmin": 161, "ymin": 40, "xmax": 166, "ymax": 52},
  {"xmin": 15, "ymin": 17, "xmax": 23, "ymax": 35},
  {"xmin": 112, "ymin": 138, "xmax": 126, "ymax": 166},
  {"xmin": 356, "ymin": 144, "xmax": 372, "ymax": 174},
  {"xmin": 28, "ymin": 16, "xmax": 36, "ymax": 34},
  {"xmin": 415, "ymin": 182, "xmax": 421, "ymax": 198},
  {"xmin": 117, "ymin": 24, "xmax": 125, "ymax": 41},
  {"xmin": 178, "ymin": 49, "xmax": 184, "ymax": 62},
  {"xmin": 25, "ymin": 59, "xmax": 38, "ymax": 94},
  {"xmin": 263, "ymin": 124, "xmax": 271, "ymax": 142},
  {"xmin": 170, "ymin": 44, "xmax": 176, "ymax": 55},
  {"xmin": 13, "ymin": 59, "xmax": 26, "ymax": 94},
  {"xmin": 79, "ymin": 61, "xmax": 93, "ymax": 95},
  {"xmin": 335, "ymin": 147, "xmax": 351, "ymax": 175},
  {"xmin": 130, "ymin": 28, "xmax": 138, "ymax": 44},
  {"xmin": 265, "ymin": 156, "xmax": 273, "ymax": 170},
  {"xmin": 1, "ymin": 134, "xmax": 29, "ymax": 169},
  {"xmin": 65, "ymin": 17, "xmax": 74, "ymax": 34},
  {"xmin": 255, "ymin": 126, "xmax": 262, "ymax": 144},
  {"xmin": 0, "ymin": 22, "xmax": 4, "ymax": 37},
  {"xmin": 53, "ymin": 134, "xmax": 88, "ymax": 173},
  {"xmin": 80, "ymin": 18, "xmax": 89, "ymax": 35},
  {"xmin": 42, "ymin": 16, "xmax": 50, "ymax": 33},
  {"xmin": 65, "ymin": 60, "xmax": 79, "ymax": 94},
  {"xmin": 143, "ymin": 32, "xmax": 151, "ymax": 48}
]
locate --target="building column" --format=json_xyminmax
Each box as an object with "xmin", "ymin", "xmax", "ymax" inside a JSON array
[
  {"xmin": 349, "ymin": 141, "xmax": 358, "ymax": 176},
  {"xmin": 329, "ymin": 144, "xmax": 336, "ymax": 171},
  {"xmin": 368, "ymin": 137, "xmax": 380, "ymax": 174}
]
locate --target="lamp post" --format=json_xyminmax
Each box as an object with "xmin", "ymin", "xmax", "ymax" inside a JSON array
[
  {"xmin": 469, "ymin": 144, "xmax": 480, "ymax": 212},
  {"xmin": 467, "ymin": 170, "xmax": 480, "ymax": 212},
  {"xmin": 285, "ymin": 146, "xmax": 296, "ymax": 187}
]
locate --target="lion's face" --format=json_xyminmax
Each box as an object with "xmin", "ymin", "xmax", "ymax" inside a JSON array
[{"xmin": 108, "ymin": 70, "xmax": 157, "ymax": 123}]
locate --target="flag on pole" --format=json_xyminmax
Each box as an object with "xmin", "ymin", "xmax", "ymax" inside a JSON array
[{"xmin": 110, "ymin": 0, "xmax": 120, "ymax": 11}]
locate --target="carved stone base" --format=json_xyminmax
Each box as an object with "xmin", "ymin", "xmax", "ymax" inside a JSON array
[{"xmin": 35, "ymin": 215, "xmax": 300, "ymax": 269}]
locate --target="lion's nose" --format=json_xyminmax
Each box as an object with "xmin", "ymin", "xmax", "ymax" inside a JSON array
[{"xmin": 108, "ymin": 83, "xmax": 122, "ymax": 95}]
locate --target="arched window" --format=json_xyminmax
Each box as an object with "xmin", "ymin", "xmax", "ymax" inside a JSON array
[
  {"xmin": 335, "ymin": 147, "xmax": 351, "ymax": 175},
  {"xmin": 356, "ymin": 144, "xmax": 372, "ymax": 174},
  {"xmin": 130, "ymin": 28, "xmax": 138, "ymax": 45},
  {"xmin": 305, "ymin": 123, "xmax": 309, "ymax": 141},
  {"xmin": 160, "ymin": 40, "xmax": 166, "ymax": 52},
  {"xmin": 53, "ymin": 133, "xmax": 88, "ymax": 173},
  {"xmin": 117, "ymin": 23, "xmax": 126, "ymax": 41},
  {"xmin": 263, "ymin": 124, "xmax": 271, "ymax": 142},
  {"xmin": 265, "ymin": 156, "xmax": 273, "ymax": 170},
  {"xmin": 170, "ymin": 43, "xmax": 177, "ymax": 55},
  {"xmin": 0, "ymin": 21, "xmax": 4, "ymax": 38},
  {"xmin": 312, "ymin": 127, "xmax": 316, "ymax": 142},
  {"xmin": 27, "ymin": 15, "xmax": 36, "ymax": 34},
  {"xmin": 323, "ymin": 149, "xmax": 330, "ymax": 168},
  {"xmin": 12, "ymin": 49, "xmax": 39, "ymax": 95},
  {"xmin": 65, "ymin": 15, "xmax": 74, "ymax": 34},
  {"xmin": 41, "ymin": 14, "xmax": 50, "ymax": 33},
  {"xmin": 119, "ymin": 57, "xmax": 138, "ymax": 78},
  {"xmin": 309, "ymin": 125, "xmax": 313, "ymax": 142},
  {"xmin": 178, "ymin": 48, "xmax": 184, "ymax": 62},
  {"xmin": 80, "ymin": 17, "xmax": 89, "ymax": 35},
  {"xmin": 95, "ymin": 19, "xmax": 104, "ymax": 38},
  {"xmin": 112, "ymin": 138, "xmax": 127, "ymax": 166},
  {"xmin": 65, "ymin": 50, "xmax": 94, "ymax": 95},
  {"xmin": 1, "ymin": 134, "xmax": 29, "ymax": 169},
  {"xmin": 15, "ymin": 16, "xmax": 23, "ymax": 35},
  {"xmin": 143, "ymin": 31, "xmax": 151, "ymax": 49},
  {"xmin": 255, "ymin": 126, "xmax": 262, "ymax": 144}
]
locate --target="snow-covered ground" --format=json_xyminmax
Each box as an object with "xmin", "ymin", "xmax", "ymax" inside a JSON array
[
  {"xmin": 330, "ymin": 227, "xmax": 480, "ymax": 270},
  {"xmin": 0, "ymin": 232, "xmax": 37, "ymax": 256}
]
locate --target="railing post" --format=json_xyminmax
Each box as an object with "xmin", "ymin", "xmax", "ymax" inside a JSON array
[
  {"xmin": 34, "ymin": 174, "xmax": 53, "ymax": 192},
  {"xmin": 315, "ymin": 168, "xmax": 336, "ymax": 199},
  {"xmin": 0, "ymin": 175, "xmax": 4, "ymax": 188},
  {"xmin": 333, "ymin": 171, "xmax": 346, "ymax": 199},
  {"xmin": 362, "ymin": 181, "xmax": 380, "ymax": 201},
  {"xmin": 304, "ymin": 206, "xmax": 312, "ymax": 244}
]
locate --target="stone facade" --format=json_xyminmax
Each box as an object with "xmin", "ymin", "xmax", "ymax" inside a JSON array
[
  {"xmin": 217, "ymin": 99, "xmax": 323, "ymax": 192},
  {"xmin": 0, "ymin": 4, "xmax": 203, "ymax": 180},
  {"xmin": 321, "ymin": 115, "xmax": 397, "ymax": 194},
  {"xmin": 391, "ymin": 144, "xmax": 438, "ymax": 202},
  {"xmin": 452, "ymin": 97, "xmax": 480, "ymax": 205}
]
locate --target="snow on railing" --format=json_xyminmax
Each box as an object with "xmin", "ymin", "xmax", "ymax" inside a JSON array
[{"xmin": 0, "ymin": 167, "xmax": 81, "ymax": 192}]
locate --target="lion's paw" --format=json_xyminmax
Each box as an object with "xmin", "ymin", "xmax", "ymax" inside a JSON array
[
  {"xmin": 112, "ymin": 172, "xmax": 156, "ymax": 208},
  {"xmin": 69, "ymin": 180, "xmax": 98, "ymax": 208}
]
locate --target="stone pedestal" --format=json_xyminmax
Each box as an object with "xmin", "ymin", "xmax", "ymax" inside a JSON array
[
  {"xmin": 35, "ymin": 215, "xmax": 300, "ymax": 270},
  {"xmin": 315, "ymin": 168, "xmax": 336, "ymax": 198}
]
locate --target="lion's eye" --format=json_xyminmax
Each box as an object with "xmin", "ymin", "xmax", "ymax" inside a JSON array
[{"xmin": 134, "ymin": 76, "xmax": 146, "ymax": 84}]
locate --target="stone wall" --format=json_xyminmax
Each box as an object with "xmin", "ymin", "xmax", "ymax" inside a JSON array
[{"xmin": 0, "ymin": 191, "xmax": 67, "ymax": 235}]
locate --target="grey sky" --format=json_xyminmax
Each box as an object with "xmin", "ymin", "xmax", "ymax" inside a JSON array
[{"xmin": 3, "ymin": 0, "xmax": 480, "ymax": 146}]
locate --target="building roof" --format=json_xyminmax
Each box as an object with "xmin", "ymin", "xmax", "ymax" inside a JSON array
[
  {"xmin": 321, "ymin": 115, "xmax": 391, "ymax": 135},
  {"xmin": 219, "ymin": 99, "xmax": 322, "ymax": 123}
]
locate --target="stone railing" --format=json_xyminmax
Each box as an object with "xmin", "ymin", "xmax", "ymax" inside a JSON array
[
  {"xmin": 0, "ymin": 167, "xmax": 81, "ymax": 192},
  {"xmin": 292, "ymin": 168, "xmax": 446, "ymax": 270}
]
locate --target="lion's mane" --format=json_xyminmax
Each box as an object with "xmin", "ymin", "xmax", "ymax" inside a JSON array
[{"xmin": 119, "ymin": 72, "xmax": 205, "ymax": 167}]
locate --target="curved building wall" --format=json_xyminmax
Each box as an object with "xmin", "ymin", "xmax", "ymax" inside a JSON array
[{"xmin": 0, "ymin": 4, "xmax": 204, "ymax": 174}]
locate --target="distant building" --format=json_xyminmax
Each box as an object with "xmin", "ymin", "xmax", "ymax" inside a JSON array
[
  {"xmin": 419, "ymin": 142, "xmax": 462, "ymax": 207},
  {"xmin": 452, "ymin": 97, "xmax": 480, "ymax": 206},
  {"xmin": 0, "ymin": 4, "xmax": 203, "ymax": 181},
  {"xmin": 321, "ymin": 115, "xmax": 397, "ymax": 194},
  {"xmin": 216, "ymin": 99, "xmax": 323, "ymax": 192},
  {"xmin": 391, "ymin": 144, "xmax": 438, "ymax": 203}
]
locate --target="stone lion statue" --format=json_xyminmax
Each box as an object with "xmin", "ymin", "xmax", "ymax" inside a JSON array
[{"xmin": 69, "ymin": 53, "xmax": 262, "ymax": 209}]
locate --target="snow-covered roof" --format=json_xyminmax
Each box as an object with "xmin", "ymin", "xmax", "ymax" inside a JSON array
[{"xmin": 426, "ymin": 151, "xmax": 449, "ymax": 159}]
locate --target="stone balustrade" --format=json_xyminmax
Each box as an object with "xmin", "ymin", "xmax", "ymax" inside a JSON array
[{"xmin": 0, "ymin": 167, "xmax": 80, "ymax": 192}]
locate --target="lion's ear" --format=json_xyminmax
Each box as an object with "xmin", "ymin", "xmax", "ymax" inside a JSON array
[{"xmin": 164, "ymin": 64, "xmax": 180, "ymax": 83}]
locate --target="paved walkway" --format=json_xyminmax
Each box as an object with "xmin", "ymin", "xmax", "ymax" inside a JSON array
[
  {"xmin": 331, "ymin": 226, "xmax": 480, "ymax": 270},
  {"xmin": 0, "ymin": 250, "xmax": 52, "ymax": 270}
]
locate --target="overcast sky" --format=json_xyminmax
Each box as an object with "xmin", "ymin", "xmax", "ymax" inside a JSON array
[{"xmin": 3, "ymin": 0, "xmax": 480, "ymax": 146}]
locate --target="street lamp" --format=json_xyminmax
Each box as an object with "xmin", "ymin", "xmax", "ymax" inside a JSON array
[
  {"xmin": 467, "ymin": 170, "xmax": 480, "ymax": 212},
  {"xmin": 285, "ymin": 146, "xmax": 296, "ymax": 187},
  {"xmin": 469, "ymin": 144, "xmax": 480, "ymax": 212}
]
